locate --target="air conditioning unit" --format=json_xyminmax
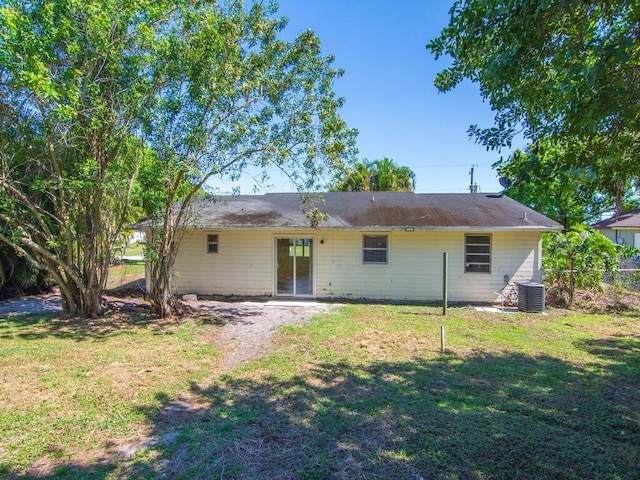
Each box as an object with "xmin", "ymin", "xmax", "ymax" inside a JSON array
[{"xmin": 517, "ymin": 282, "xmax": 545, "ymax": 312}]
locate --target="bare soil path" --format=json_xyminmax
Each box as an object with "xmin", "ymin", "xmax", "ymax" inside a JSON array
[
  {"xmin": 0, "ymin": 292, "xmax": 62, "ymax": 317},
  {"xmin": 188, "ymin": 298, "xmax": 337, "ymax": 369},
  {"xmin": 2, "ymin": 293, "xmax": 340, "ymax": 470},
  {"xmin": 0, "ymin": 294, "xmax": 335, "ymax": 368}
]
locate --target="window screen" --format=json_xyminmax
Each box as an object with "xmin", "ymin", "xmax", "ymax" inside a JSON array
[
  {"xmin": 363, "ymin": 235, "xmax": 388, "ymax": 264},
  {"xmin": 206, "ymin": 234, "xmax": 219, "ymax": 254},
  {"xmin": 465, "ymin": 234, "xmax": 490, "ymax": 273}
]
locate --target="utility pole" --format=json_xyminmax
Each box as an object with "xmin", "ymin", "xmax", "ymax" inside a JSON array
[{"xmin": 469, "ymin": 165, "xmax": 478, "ymax": 193}]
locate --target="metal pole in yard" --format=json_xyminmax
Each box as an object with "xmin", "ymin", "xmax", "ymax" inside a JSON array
[{"xmin": 442, "ymin": 252, "xmax": 448, "ymax": 315}]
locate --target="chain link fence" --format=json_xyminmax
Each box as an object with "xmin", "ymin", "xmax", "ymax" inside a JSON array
[{"xmin": 543, "ymin": 267, "xmax": 640, "ymax": 310}]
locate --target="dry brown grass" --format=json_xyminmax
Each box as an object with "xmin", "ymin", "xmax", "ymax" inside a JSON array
[
  {"xmin": 0, "ymin": 306, "xmax": 222, "ymax": 477},
  {"xmin": 106, "ymin": 262, "xmax": 146, "ymax": 292},
  {"xmin": 1, "ymin": 303, "xmax": 639, "ymax": 479}
]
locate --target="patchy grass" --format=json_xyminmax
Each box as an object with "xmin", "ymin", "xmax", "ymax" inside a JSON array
[
  {"xmin": 106, "ymin": 261, "xmax": 145, "ymax": 292},
  {"xmin": 1, "ymin": 305, "xmax": 639, "ymax": 479},
  {"xmin": 0, "ymin": 309, "xmax": 221, "ymax": 478}
]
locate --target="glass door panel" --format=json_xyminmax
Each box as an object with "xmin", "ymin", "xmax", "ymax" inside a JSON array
[
  {"xmin": 295, "ymin": 239, "xmax": 313, "ymax": 295},
  {"xmin": 276, "ymin": 238, "xmax": 294, "ymax": 295},
  {"xmin": 276, "ymin": 238, "xmax": 313, "ymax": 296}
]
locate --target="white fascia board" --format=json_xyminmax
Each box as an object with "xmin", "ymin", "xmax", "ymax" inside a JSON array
[{"xmin": 189, "ymin": 225, "xmax": 562, "ymax": 232}]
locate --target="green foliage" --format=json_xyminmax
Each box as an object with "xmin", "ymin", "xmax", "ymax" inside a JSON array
[
  {"xmin": 143, "ymin": 1, "xmax": 356, "ymax": 193},
  {"xmin": 1, "ymin": 0, "xmax": 356, "ymax": 317},
  {"xmin": 332, "ymin": 157, "xmax": 416, "ymax": 192},
  {"xmin": 141, "ymin": 0, "xmax": 357, "ymax": 316},
  {"xmin": 428, "ymin": 0, "xmax": 640, "ymax": 208},
  {"xmin": 0, "ymin": 244, "xmax": 52, "ymax": 299},
  {"xmin": 0, "ymin": 0, "xmax": 180, "ymax": 315},
  {"xmin": 495, "ymin": 142, "xmax": 639, "ymax": 228},
  {"xmin": 543, "ymin": 227, "xmax": 623, "ymax": 304},
  {"xmin": 428, "ymin": 0, "xmax": 640, "ymax": 147}
]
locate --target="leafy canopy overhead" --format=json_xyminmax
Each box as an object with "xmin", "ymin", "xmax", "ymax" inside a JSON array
[
  {"xmin": 139, "ymin": 0, "xmax": 357, "ymax": 316},
  {"xmin": 428, "ymin": 0, "xmax": 640, "ymax": 151},
  {"xmin": 0, "ymin": 0, "xmax": 356, "ymax": 316},
  {"xmin": 0, "ymin": 0, "xmax": 177, "ymax": 315},
  {"xmin": 428, "ymin": 0, "xmax": 640, "ymax": 222},
  {"xmin": 495, "ymin": 143, "xmax": 639, "ymax": 229}
]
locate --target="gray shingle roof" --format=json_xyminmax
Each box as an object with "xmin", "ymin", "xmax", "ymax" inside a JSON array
[
  {"xmin": 593, "ymin": 208, "xmax": 640, "ymax": 229},
  {"xmin": 179, "ymin": 192, "xmax": 561, "ymax": 230}
]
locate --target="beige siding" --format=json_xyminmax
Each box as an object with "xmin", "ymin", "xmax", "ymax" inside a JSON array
[
  {"xmin": 171, "ymin": 229, "xmax": 543, "ymax": 303},
  {"xmin": 173, "ymin": 230, "xmax": 274, "ymax": 296},
  {"xmin": 315, "ymin": 231, "xmax": 541, "ymax": 303}
]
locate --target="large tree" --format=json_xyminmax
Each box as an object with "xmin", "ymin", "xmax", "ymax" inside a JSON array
[
  {"xmin": 332, "ymin": 158, "xmax": 416, "ymax": 192},
  {"xmin": 0, "ymin": 0, "xmax": 177, "ymax": 316},
  {"xmin": 428, "ymin": 0, "xmax": 639, "ymax": 201},
  {"xmin": 495, "ymin": 141, "xmax": 639, "ymax": 229},
  {"xmin": 142, "ymin": 1, "xmax": 357, "ymax": 316}
]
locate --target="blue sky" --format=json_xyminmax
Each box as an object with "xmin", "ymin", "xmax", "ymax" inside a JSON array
[{"xmin": 224, "ymin": 0, "xmax": 522, "ymax": 194}]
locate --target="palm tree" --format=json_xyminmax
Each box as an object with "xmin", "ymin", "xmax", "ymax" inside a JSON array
[{"xmin": 332, "ymin": 157, "xmax": 415, "ymax": 192}]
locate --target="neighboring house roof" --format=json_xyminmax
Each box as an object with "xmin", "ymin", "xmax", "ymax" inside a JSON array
[
  {"xmin": 158, "ymin": 192, "xmax": 561, "ymax": 231},
  {"xmin": 593, "ymin": 208, "xmax": 640, "ymax": 230}
]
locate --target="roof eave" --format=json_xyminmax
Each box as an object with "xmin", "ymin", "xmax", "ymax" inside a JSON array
[
  {"xmin": 595, "ymin": 225, "xmax": 640, "ymax": 230},
  {"xmin": 184, "ymin": 224, "xmax": 562, "ymax": 232}
]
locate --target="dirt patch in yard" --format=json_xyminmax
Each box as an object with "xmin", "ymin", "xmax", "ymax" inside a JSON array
[
  {"xmin": 190, "ymin": 298, "xmax": 337, "ymax": 369},
  {"xmin": 101, "ymin": 298, "xmax": 338, "ymax": 472},
  {"xmin": 105, "ymin": 294, "xmax": 337, "ymax": 370},
  {"xmin": 3, "ymin": 292, "xmax": 339, "ymax": 478},
  {"xmin": 0, "ymin": 292, "xmax": 336, "ymax": 368}
]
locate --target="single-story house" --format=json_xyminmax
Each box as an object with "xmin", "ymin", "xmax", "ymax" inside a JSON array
[
  {"xmin": 593, "ymin": 208, "xmax": 640, "ymax": 248},
  {"xmin": 149, "ymin": 192, "xmax": 561, "ymax": 303}
]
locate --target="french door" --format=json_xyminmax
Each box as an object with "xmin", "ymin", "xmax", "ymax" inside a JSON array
[{"xmin": 276, "ymin": 238, "xmax": 313, "ymax": 296}]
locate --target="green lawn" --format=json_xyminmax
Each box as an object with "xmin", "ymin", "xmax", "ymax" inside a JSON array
[
  {"xmin": 122, "ymin": 242, "xmax": 144, "ymax": 257},
  {"xmin": 106, "ymin": 261, "xmax": 146, "ymax": 292},
  {"xmin": 0, "ymin": 305, "xmax": 638, "ymax": 479}
]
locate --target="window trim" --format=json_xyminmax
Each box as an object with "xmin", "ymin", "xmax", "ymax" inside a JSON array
[
  {"xmin": 464, "ymin": 234, "xmax": 491, "ymax": 273},
  {"xmin": 362, "ymin": 234, "xmax": 389, "ymax": 265},
  {"xmin": 206, "ymin": 233, "xmax": 219, "ymax": 254}
]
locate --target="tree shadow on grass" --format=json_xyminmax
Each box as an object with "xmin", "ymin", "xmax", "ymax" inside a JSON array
[
  {"xmin": 577, "ymin": 334, "xmax": 640, "ymax": 364},
  {"xmin": 575, "ymin": 334, "xmax": 640, "ymax": 413},
  {"xmin": 10, "ymin": 344, "xmax": 639, "ymax": 479},
  {"xmin": 192, "ymin": 303, "xmax": 265, "ymax": 325},
  {"xmin": 0, "ymin": 305, "xmax": 165, "ymax": 342}
]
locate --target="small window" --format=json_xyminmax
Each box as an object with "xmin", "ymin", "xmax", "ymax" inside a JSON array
[
  {"xmin": 206, "ymin": 234, "xmax": 219, "ymax": 254},
  {"xmin": 363, "ymin": 235, "xmax": 388, "ymax": 264},
  {"xmin": 465, "ymin": 234, "xmax": 490, "ymax": 273}
]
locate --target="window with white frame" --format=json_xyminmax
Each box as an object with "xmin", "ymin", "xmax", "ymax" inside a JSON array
[
  {"xmin": 206, "ymin": 234, "xmax": 219, "ymax": 254},
  {"xmin": 363, "ymin": 235, "xmax": 388, "ymax": 264},
  {"xmin": 465, "ymin": 234, "xmax": 491, "ymax": 273}
]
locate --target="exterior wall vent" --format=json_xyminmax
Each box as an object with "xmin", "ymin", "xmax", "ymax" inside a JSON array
[{"xmin": 517, "ymin": 282, "xmax": 545, "ymax": 312}]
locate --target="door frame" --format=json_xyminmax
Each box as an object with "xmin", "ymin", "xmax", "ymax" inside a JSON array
[{"xmin": 274, "ymin": 236, "xmax": 316, "ymax": 298}]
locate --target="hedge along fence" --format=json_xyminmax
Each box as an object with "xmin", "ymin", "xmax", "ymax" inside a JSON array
[
  {"xmin": 542, "ymin": 228, "xmax": 640, "ymax": 307},
  {"xmin": 543, "ymin": 267, "xmax": 640, "ymax": 308}
]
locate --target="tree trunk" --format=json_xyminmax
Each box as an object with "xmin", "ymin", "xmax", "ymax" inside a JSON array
[
  {"xmin": 80, "ymin": 286, "xmax": 104, "ymax": 318},
  {"xmin": 146, "ymin": 224, "xmax": 184, "ymax": 318},
  {"xmin": 568, "ymin": 254, "xmax": 575, "ymax": 306},
  {"xmin": 614, "ymin": 182, "xmax": 624, "ymax": 217},
  {"xmin": 148, "ymin": 258, "xmax": 183, "ymax": 318},
  {"xmin": 57, "ymin": 275, "xmax": 104, "ymax": 317}
]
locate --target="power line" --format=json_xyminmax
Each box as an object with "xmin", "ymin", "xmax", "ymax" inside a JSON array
[{"xmin": 412, "ymin": 164, "xmax": 480, "ymax": 169}]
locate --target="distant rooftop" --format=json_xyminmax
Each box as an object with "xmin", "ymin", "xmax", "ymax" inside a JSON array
[
  {"xmin": 165, "ymin": 192, "xmax": 561, "ymax": 231},
  {"xmin": 593, "ymin": 208, "xmax": 640, "ymax": 229}
]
